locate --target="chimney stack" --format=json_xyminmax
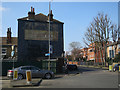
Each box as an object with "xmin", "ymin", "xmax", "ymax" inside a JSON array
[
  {"xmin": 28, "ymin": 6, "xmax": 35, "ymax": 20},
  {"xmin": 7, "ymin": 27, "xmax": 12, "ymax": 44},
  {"xmin": 48, "ymin": 10, "xmax": 53, "ymax": 21}
]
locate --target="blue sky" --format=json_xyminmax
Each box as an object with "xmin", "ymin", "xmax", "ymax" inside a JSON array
[{"xmin": 1, "ymin": 2, "xmax": 118, "ymax": 51}]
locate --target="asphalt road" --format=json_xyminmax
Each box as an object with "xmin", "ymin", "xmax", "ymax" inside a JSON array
[{"xmin": 1, "ymin": 66, "xmax": 119, "ymax": 88}]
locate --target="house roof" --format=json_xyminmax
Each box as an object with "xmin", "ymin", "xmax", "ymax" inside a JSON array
[
  {"xmin": 0, "ymin": 37, "xmax": 17, "ymax": 45},
  {"xmin": 18, "ymin": 13, "xmax": 64, "ymax": 24}
]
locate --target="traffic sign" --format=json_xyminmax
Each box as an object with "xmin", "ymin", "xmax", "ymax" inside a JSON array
[
  {"xmin": 11, "ymin": 51, "xmax": 15, "ymax": 57},
  {"xmin": 45, "ymin": 53, "xmax": 50, "ymax": 56}
]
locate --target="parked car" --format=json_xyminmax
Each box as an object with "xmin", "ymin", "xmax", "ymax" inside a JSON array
[
  {"xmin": 66, "ymin": 64, "xmax": 78, "ymax": 71},
  {"xmin": 113, "ymin": 64, "xmax": 120, "ymax": 72},
  {"xmin": 7, "ymin": 66, "xmax": 54, "ymax": 80}
]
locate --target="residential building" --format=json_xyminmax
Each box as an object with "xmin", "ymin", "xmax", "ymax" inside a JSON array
[
  {"xmin": 107, "ymin": 40, "xmax": 120, "ymax": 59},
  {"xmin": 18, "ymin": 7, "xmax": 64, "ymax": 61},
  {"xmin": 87, "ymin": 43, "xmax": 96, "ymax": 62},
  {"xmin": 0, "ymin": 28, "xmax": 17, "ymax": 60},
  {"xmin": 80, "ymin": 40, "xmax": 120, "ymax": 64},
  {"xmin": 80, "ymin": 48, "xmax": 88, "ymax": 60}
]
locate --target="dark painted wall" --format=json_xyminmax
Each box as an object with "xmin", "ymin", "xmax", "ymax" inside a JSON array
[{"xmin": 18, "ymin": 20, "xmax": 64, "ymax": 61}]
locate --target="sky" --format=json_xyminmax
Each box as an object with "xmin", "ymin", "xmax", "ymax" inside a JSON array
[{"xmin": 1, "ymin": 2, "xmax": 118, "ymax": 51}]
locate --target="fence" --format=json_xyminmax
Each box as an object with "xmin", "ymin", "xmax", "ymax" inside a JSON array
[
  {"xmin": 1, "ymin": 60, "xmax": 42, "ymax": 76},
  {"xmin": 1, "ymin": 58, "xmax": 64, "ymax": 76},
  {"xmin": 42, "ymin": 59, "xmax": 57, "ymax": 73}
]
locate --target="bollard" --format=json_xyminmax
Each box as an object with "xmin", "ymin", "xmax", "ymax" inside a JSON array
[
  {"xmin": 109, "ymin": 65, "xmax": 112, "ymax": 72},
  {"xmin": 26, "ymin": 70, "xmax": 32, "ymax": 84},
  {"xmin": 119, "ymin": 66, "xmax": 120, "ymax": 72},
  {"xmin": 13, "ymin": 70, "xmax": 18, "ymax": 80}
]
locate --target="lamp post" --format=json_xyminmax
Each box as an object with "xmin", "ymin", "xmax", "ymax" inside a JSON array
[{"xmin": 48, "ymin": 1, "xmax": 52, "ymax": 71}]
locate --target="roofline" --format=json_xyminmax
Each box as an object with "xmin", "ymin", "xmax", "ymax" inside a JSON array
[
  {"xmin": 17, "ymin": 13, "xmax": 64, "ymax": 24},
  {"xmin": 18, "ymin": 19, "xmax": 64, "ymax": 24}
]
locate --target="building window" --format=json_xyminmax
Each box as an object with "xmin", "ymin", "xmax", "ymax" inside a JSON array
[{"xmin": 2, "ymin": 48, "xmax": 7, "ymax": 55}]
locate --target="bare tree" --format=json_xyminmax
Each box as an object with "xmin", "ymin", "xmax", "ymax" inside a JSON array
[
  {"xmin": 111, "ymin": 24, "xmax": 118, "ymax": 55},
  {"xmin": 83, "ymin": 13, "xmax": 117, "ymax": 66},
  {"xmin": 69, "ymin": 42, "xmax": 82, "ymax": 61},
  {"xmin": 83, "ymin": 23, "xmax": 96, "ymax": 64}
]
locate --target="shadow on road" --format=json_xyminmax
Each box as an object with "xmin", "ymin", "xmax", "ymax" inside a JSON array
[
  {"xmin": 63, "ymin": 66, "xmax": 102, "ymax": 75},
  {"xmin": 53, "ymin": 66, "xmax": 100, "ymax": 78}
]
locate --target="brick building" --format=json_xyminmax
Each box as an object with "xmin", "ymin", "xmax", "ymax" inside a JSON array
[
  {"xmin": 0, "ymin": 28, "xmax": 17, "ymax": 60},
  {"xmin": 107, "ymin": 41, "xmax": 120, "ymax": 59},
  {"xmin": 80, "ymin": 48, "xmax": 88, "ymax": 60},
  {"xmin": 18, "ymin": 7, "xmax": 64, "ymax": 61},
  {"xmin": 80, "ymin": 40, "xmax": 120, "ymax": 64}
]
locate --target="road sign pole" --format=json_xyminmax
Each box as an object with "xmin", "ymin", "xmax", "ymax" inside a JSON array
[
  {"xmin": 48, "ymin": 1, "xmax": 52, "ymax": 71},
  {"xmin": 11, "ymin": 45, "xmax": 15, "ymax": 69}
]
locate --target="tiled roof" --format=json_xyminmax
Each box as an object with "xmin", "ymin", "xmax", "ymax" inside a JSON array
[
  {"xmin": 18, "ymin": 13, "xmax": 64, "ymax": 24},
  {"xmin": 0, "ymin": 37, "xmax": 17, "ymax": 45}
]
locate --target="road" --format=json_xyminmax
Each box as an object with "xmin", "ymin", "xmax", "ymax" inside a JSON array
[{"xmin": 1, "ymin": 66, "xmax": 119, "ymax": 88}]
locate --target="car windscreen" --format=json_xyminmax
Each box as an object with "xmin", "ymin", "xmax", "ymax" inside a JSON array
[{"xmin": 30, "ymin": 66, "xmax": 39, "ymax": 70}]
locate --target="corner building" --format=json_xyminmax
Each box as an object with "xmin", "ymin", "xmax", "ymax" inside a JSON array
[{"xmin": 18, "ymin": 7, "xmax": 64, "ymax": 61}]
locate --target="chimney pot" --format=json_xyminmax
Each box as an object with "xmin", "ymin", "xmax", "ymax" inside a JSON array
[
  {"xmin": 7, "ymin": 27, "xmax": 12, "ymax": 44},
  {"xmin": 28, "ymin": 7, "xmax": 35, "ymax": 20},
  {"xmin": 33, "ymin": 8, "xmax": 34, "ymax": 12},
  {"xmin": 48, "ymin": 10, "xmax": 53, "ymax": 21},
  {"xmin": 51, "ymin": 10, "xmax": 52, "ymax": 14},
  {"xmin": 31, "ymin": 7, "xmax": 33, "ymax": 12},
  {"xmin": 7, "ymin": 28, "xmax": 9, "ymax": 31}
]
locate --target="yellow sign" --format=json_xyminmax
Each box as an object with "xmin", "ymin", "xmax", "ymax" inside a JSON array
[
  {"xmin": 26, "ymin": 70, "xmax": 32, "ymax": 84},
  {"xmin": 109, "ymin": 65, "xmax": 112, "ymax": 71},
  {"xmin": 13, "ymin": 70, "xmax": 18, "ymax": 80},
  {"xmin": 119, "ymin": 66, "xmax": 120, "ymax": 72}
]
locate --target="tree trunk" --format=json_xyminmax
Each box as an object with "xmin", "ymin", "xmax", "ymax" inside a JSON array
[
  {"xmin": 100, "ymin": 46, "xmax": 103, "ymax": 66},
  {"xmin": 97, "ymin": 46, "xmax": 99, "ymax": 65}
]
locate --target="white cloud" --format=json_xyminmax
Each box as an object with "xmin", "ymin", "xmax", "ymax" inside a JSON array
[{"xmin": 0, "ymin": 6, "xmax": 8, "ymax": 11}]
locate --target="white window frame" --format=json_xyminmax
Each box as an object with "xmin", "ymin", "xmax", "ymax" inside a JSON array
[{"xmin": 2, "ymin": 48, "xmax": 7, "ymax": 55}]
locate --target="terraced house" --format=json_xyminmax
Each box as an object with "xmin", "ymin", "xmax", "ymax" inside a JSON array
[{"xmin": 0, "ymin": 28, "xmax": 17, "ymax": 60}]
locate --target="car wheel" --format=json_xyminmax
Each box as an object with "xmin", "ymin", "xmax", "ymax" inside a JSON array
[
  {"xmin": 45, "ymin": 73, "xmax": 51, "ymax": 79},
  {"xmin": 18, "ymin": 74, "xmax": 23, "ymax": 80}
]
